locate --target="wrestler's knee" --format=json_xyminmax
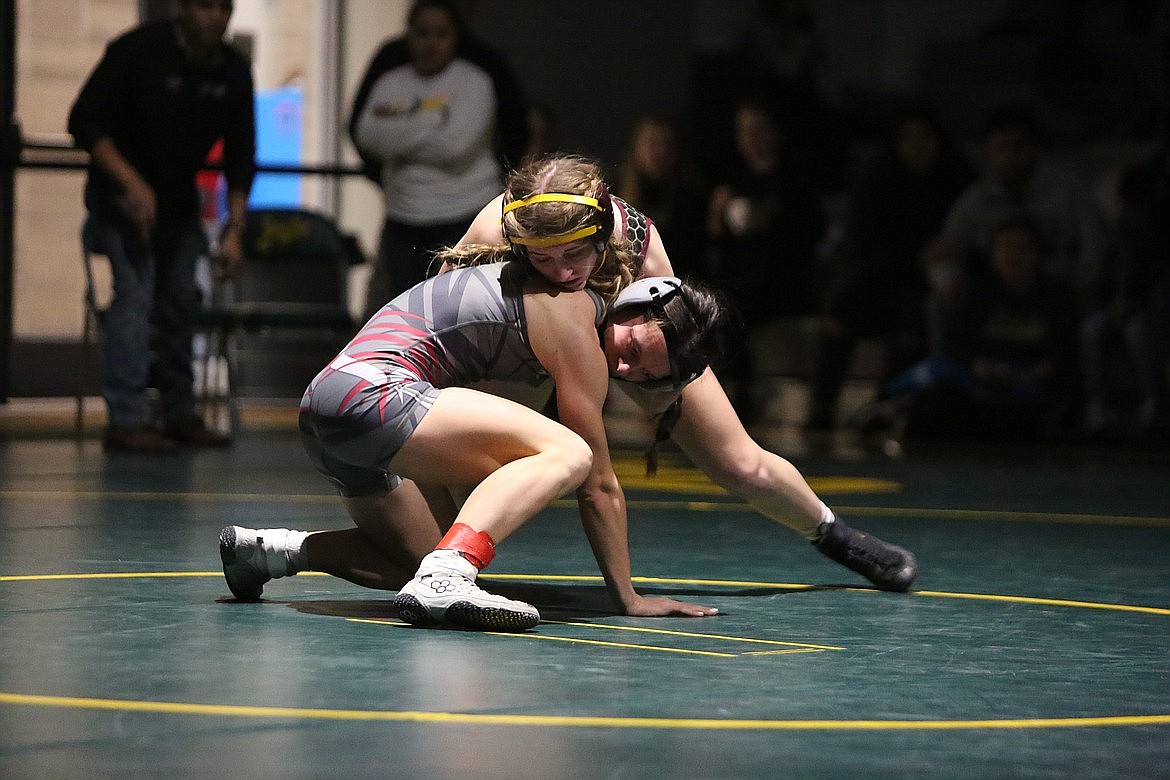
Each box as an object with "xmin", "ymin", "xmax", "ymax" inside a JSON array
[
  {"xmin": 703, "ymin": 444, "xmax": 773, "ymax": 495},
  {"xmin": 549, "ymin": 429, "xmax": 593, "ymax": 490}
]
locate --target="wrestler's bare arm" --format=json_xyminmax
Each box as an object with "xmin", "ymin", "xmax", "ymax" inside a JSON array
[
  {"xmin": 524, "ymin": 291, "xmax": 634, "ymax": 604},
  {"xmin": 638, "ymin": 224, "xmax": 675, "ymax": 278},
  {"xmin": 524, "ymin": 290, "xmax": 717, "ymax": 617},
  {"xmin": 458, "ymin": 194, "xmax": 508, "ymax": 245}
]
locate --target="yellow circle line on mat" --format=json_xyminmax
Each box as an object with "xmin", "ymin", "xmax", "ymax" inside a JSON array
[
  {"xmin": 2, "ymin": 572, "xmax": 1168, "ymax": 730},
  {"xmin": 348, "ymin": 620, "xmax": 742, "ymax": 658},
  {"xmin": 1, "ymin": 571, "xmax": 1167, "ymax": 617},
  {"xmin": 0, "ymin": 692, "xmax": 1167, "ymax": 730},
  {"xmin": 348, "ymin": 617, "xmax": 844, "ymax": 655}
]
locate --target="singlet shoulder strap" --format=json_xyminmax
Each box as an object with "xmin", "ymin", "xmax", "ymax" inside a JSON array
[
  {"xmin": 611, "ymin": 195, "xmax": 654, "ymax": 263},
  {"xmin": 586, "ymin": 288, "xmax": 606, "ymax": 327}
]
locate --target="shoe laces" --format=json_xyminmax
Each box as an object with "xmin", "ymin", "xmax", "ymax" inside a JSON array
[{"xmin": 419, "ymin": 571, "xmax": 479, "ymax": 595}]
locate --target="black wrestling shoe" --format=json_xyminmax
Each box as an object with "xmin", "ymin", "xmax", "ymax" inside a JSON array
[{"xmin": 812, "ymin": 519, "xmax": 918, "ymax": 592}]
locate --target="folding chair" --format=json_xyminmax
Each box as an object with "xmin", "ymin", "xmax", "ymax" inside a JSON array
[
  {"xmin": 209, "ymin": 208, "xmax": 364, "ymax": 399},
  {"xmin": 191, "ymin": 269, "xmax": 241, "ymax": 437}
]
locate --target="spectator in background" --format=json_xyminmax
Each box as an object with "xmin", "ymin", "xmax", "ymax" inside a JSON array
[
  {"xmin": 68, "ymin": 0, "xmax": 255, "ymax": 453},
  {"xmin": 923, "ymin": 105, "xmax": 1109, "ymax": 338},
  {"xmin": 349, "ymin": 0, "xmax": 524, "ymax": 316},
  {"xmin": 806, "ymin": 104, "xmax": 974, "ymax": 431},
  {"xmin": 348, "ymin": 0, "xmax": 528, "ymax": 180},
  {"xmin": 1144, "ymin": 144, "xmax": 1170, "ymax": 421},
  {"xmin": 739, "ymin": 0, "xmax": 851, "ymax": 191},
  {"xmin": 705, "ymin": 97, "xmax": 827, "ymax": 423},
  {"xmin": 613, "ymin": 116, "xmax": 708, "ymax": 279},
  {"xmin": 693, "ymin": 0, "xmax": 852, "ymax": 194},
  {"xmin": 1080, "ymin": 140, "xmax": 1170, "ymax": 437},
  {"xmin": 855, "ymin": 216, "xmax": 1080, "ymax": 441}
]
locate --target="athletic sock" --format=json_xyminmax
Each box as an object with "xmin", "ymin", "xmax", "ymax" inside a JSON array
[
  {"xmin": 417, "ymin": 548, "xmax": 479, "ymax": 581},
  {"xmin": 257, "ymin": 528, "xmax": 310, "ymax": 577},
  {"xmin": 805, "ymin": 502, "xmax": 836, "ymax": 541}
]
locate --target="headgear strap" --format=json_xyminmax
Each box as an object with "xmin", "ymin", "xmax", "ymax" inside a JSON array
[
  {"xmin": 507, "ymin": 225, "xmax": 603, "ymax": 248},
  {"xmin": 502, "ymin": 192, "xmax": 609, "ymax": 249},
  {"xmin": 610, "ymin": 277, "xmax": 703, "ymax": 392},
  {"xmin": 501, "ymin": 193, "xmax": 604, "ymax": 214}
]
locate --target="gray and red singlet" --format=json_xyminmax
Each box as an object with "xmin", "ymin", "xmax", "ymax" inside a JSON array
[{"xmin": 299, "ymin": 261, "xmax": 603, "ymax": 496}]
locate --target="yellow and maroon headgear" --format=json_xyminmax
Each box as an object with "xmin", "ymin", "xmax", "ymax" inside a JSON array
[{"xmin": 500, "ymin": 182, "xmax": 614, "ymax": 256}]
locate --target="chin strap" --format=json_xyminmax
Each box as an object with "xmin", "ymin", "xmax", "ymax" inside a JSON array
[{"xmin": 437, "ymin": 522, "xmax": 497, "ymax": 570}]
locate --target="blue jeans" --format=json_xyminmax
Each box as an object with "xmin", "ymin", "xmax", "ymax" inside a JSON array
[
  {"xmin": 882, "ymin": 355, "xmax": 1045, "ymax": 405},
  {"xmin": 85, "ymin": 215, "xmax": 207, "ymax": 427}
]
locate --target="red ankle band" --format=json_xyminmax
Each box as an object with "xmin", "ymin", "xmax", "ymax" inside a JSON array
[{"xmin": 437, "ymin": 523, "xmax": 496, "ymax": 570}]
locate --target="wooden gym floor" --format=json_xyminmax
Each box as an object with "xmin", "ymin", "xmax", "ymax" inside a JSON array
[{"xmin": 1, "ymin": 399, "xmax": 1168, "ymax": 779}]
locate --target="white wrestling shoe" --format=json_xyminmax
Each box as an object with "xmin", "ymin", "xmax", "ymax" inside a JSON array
[
  {"xmin": 219, "ymin": 525, "xmax": 300, "ymax": 601},
  {"xmin": 393, "ymin": 550, "xmax": 540, "ymax": 631}
]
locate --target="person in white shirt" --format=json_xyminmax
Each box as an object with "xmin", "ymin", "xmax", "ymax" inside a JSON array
[{"xmin": 353, "ymin": 0, "xmax": 504, "ymax": 317}]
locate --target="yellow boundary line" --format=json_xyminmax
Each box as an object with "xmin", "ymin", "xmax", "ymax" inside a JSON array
[
  {"xmin": 1, "ymin": 571, "xmax": 1168, "ymax": 730},
  {"xmin": 346, "ymin": 617, "xmax": 739, "ymax": 654},
  {"xmin": 0, "ymin": 692, "xmax": 1167, "ymax": 730},
  {"xmin": 540, "ymin": 619, "xmax": 845, "ymax": 650},
  {"xmin": 347, "ymin": 617, "xmax": 843, "ymax": 656}
]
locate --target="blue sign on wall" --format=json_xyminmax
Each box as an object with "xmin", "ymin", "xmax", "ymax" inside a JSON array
[{"xmin": 250, "ymin": 86, "xmax": 303, "ymax": 207}]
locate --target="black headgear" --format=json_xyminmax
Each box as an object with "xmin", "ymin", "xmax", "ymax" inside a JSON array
[{"xmin": 610, "ymin": 276, "xmax": 703, "ymax": 392}]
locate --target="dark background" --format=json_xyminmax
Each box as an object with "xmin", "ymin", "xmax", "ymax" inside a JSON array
[{"xmin": 465, "ymin": 0, "xmax": 1170, "ymax": 182}]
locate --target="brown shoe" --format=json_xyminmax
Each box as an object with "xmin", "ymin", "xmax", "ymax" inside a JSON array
[
  {"xmin": 103, "ymin": 425, "xmax": 178, "ymax": 453},
  {"xmin": 165, "ymin": 415, "xmax": 232, "ymax": 448}
]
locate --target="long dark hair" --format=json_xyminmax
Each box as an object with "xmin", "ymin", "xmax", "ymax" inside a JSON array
[
  {"xmin": 653, "ymin": 278, "xmax": 728, "ymax": 390},
  {"xmin": 642, "ymin": 278, "xmax": 730, "ymax": 475},
  {"xmin": 408, "ymin": 0, "xmax": 467, "ymax": 44}
]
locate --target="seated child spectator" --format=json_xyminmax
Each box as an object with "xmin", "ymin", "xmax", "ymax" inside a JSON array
[{"xmin": 852, "ymin": 216, "xmax": 1079, "ymax": 441}]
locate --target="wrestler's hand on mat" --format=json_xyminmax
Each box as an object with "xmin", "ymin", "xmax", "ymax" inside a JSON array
[{"xmin": 624, "ymin": 595, "xmax": 719, "ymax": 617}]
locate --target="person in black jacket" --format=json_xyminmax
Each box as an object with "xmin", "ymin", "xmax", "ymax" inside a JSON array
[
  {"xmin": 704, "ymin": 96, "xmax": 827, "ymax": 423},
  {"xmin": 68, "ymin": 0, "xmax": 256, "ymax": 452}
]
